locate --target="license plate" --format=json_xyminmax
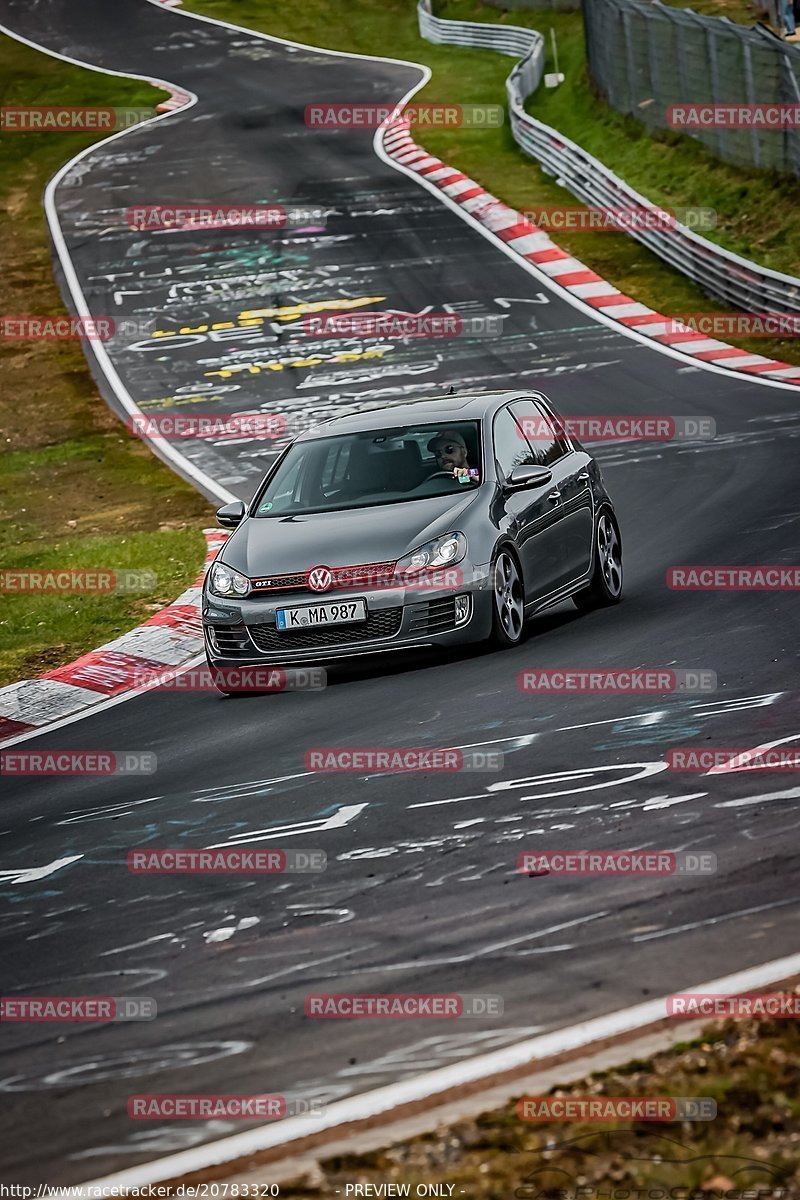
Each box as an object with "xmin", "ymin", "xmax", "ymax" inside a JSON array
[{"xmin": 276, "ymin": 599, "xmax": 367, "ymax": 631}]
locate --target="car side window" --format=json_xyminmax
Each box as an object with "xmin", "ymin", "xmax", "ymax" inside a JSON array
[
  {"xmin": 492, "ymin": 406, "xmax": 536, "ymax": 478},
  {"xmin": 509, "ymin": 400, "xmax": 570, "ymax": 467}
]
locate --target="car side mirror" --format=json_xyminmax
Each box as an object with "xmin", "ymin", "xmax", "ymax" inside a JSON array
[
  {"xmin": 506, "ymin": 464, "xmax": 552, "ymax": 490},
  {"xmin": 216, "ymin": 500, "xmax": 246, "ymax": 528}
]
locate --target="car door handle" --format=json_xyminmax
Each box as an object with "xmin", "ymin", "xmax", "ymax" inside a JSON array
[
  {"xmin": 548, "ymin": 490, "xmax": 561, "ymax": 502},
  {"xmin": 577, "ymin": 471, "xmax": 590, "ymax": 482}
]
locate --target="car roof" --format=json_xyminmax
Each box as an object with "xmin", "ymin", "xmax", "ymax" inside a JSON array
[{"xmin": 297, "ymin": 390, "xmax": 546, "ymax": 440}]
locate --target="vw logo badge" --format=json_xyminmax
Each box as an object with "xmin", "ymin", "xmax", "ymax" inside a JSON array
[{"xmin": 308, "ymin": 566, "xmax": 333, "ymax": 592}]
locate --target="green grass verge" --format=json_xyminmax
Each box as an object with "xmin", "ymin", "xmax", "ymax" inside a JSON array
[
  {"xmin": 181, "ymin": 0, "xmax": 800, "ymax": 367},
  {"xmin": 662, "ymin": 0, "xmax": 760, "ymax": 21},
  {"xmin": 278, "ymin": 1014, "xmax": 800, "ymax": 1197},
  {"xmin": 0, "ymin": 34, "xmax": 213, "ymax": 688}
]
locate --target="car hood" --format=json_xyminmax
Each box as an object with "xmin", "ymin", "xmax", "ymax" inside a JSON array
[{"xmin": 221, "ymin": 490, "xmax": 483, "ymax": 575}]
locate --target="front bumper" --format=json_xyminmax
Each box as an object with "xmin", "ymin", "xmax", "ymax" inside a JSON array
[{"xmin": 203, "ymin": 569, "xmax": 493, "ymax": 666}]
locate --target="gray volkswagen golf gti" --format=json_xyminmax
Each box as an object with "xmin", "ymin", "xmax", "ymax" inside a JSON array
[{"xmin": 203, "ymin": 391, "xmax": 622, "ymax": 682}]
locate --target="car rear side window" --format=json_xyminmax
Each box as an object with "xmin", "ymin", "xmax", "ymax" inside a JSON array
[
  {"xmin": 492, "ymin": 406, "xmax": 536, "ymax": 479},
  {"xmin": 509, "ymin": 400, "xmax": 570, "ymax": 466}
]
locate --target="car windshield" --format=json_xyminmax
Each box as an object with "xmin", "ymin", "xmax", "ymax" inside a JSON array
[{"xmin": 253, "ymin": 422, "xmax": 483, "ymax": 517}]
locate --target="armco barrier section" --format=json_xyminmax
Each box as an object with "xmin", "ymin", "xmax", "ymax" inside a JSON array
[{"xmin": 417, "ymin": 0, "xmax": 800, "ymax": 318}]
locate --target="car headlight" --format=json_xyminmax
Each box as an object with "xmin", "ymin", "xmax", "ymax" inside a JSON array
[
  {"xmin": 208, "ymin": 561, "xmax": 251, "ymax": 598},
  {"xmin": 395, "ymin": 532, "xmax": 467, "ymax": 576}
]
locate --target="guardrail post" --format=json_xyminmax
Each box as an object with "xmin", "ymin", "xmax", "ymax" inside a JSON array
[
  {"xmin": 706, "ymin": 26, "xmax": 726, "ymax": 161},
  {"xmin": 674, "ymin": 19, "xmax": 691, "ymax": 118},
  {"xmin": 643, "ymin": 7, "xmax": 662, "ymax": 129},
  {"xmin": 621, "ymin": 6, "xmax": 637, "ymax": 112},
  {"xmin": 742, "ymin": 39, "xmax": 762, "ymax": 168},
  {"xmin": 781, "ymin": 49, "xmax": 800, "ymax": 174},
  {"xmin": 581, "ymin": 0, "xmax": 593, "ymax": 78}
]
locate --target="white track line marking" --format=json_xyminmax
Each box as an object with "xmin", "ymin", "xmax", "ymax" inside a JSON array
[
  {"xmin": 208, "ymin": 803, "xmax": 368, "ymax": 848},
  {"xmin": 632, "ymin": 896, "xmax": 800, "ymax": 942},
  {"xmin": 74, "ymin": 952, "xmax": 800, "ymax": 1191},
  {"xmin": 716, "ymin": 785, "xmax": 800, "ymax": 808},
  {"xmin": 0, "ymin": 22, "xmax": 238, "ymax": 504},
  {"xmin": 706, "ymin": 731, "xmax": 800, "ymax": 774},
  {"xmin": 0, "ymin": 856, "xmax": 84, "ymax": 885}
]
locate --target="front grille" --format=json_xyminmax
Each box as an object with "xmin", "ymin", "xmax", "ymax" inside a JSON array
[
  {"xmin": 250, "ymin": 572, "xmax": 307, "ymax": 596},
  {"xmin": 407, "ymin": 597, "xmax": 458, "ymax": 635},
  {"xmin": 207, "ymin": 623, "xmax": 251, "ymax": 656},
  {"xmin": 250, "ymin": 559, "xmax": 396, "ymax": 596},
  {"xmin": 248, "ymin": 607, "xmax": 403, "ymax": 652}
]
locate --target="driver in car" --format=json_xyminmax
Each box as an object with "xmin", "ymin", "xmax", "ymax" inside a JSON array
[{"xmin": 428, "ymin": 429, "xmax": 473, "ymax": 480}]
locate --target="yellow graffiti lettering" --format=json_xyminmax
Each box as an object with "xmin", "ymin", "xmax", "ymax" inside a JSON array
[
  {"xmin": 238, "ymin": 295, "xmax": 385, "ymax": 322},
  {"xmin": 203, "ymin": 344, "xmax": 390, "ymax": 380}
]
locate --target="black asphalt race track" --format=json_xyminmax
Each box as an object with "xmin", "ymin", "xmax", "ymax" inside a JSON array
[{"xmin": 0, "ymin": 0, "xmax": 798, "ymax": 1184}]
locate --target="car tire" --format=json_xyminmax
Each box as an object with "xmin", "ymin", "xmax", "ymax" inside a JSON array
[
  {"xmin": 573, "ymin": 508, "xmax": 623, "ymax": 611},
  {"xmin": 491, "ymin": 548, "xmax": 526, "ymax": 647}
]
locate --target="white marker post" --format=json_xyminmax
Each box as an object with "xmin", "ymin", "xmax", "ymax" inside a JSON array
[{"xmin": 545, "ymin": 29, "xmax": 565, "ymax": 88}]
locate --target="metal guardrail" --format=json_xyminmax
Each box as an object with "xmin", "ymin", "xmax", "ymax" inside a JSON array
[{"xmin": 417, "ymin": 0, "xmax": 800, "ymax": 316}]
